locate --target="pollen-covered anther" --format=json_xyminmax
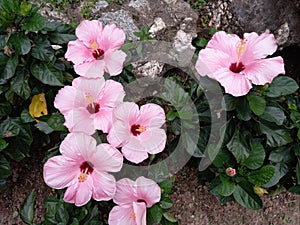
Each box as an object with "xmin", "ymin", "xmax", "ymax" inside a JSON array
[
  {"xmin": 130, "ymin": 211, "xmax": 136, "ymax": 220},
  {"xmin": 131, "ymin": 124, "xmax": 147, "ymax": 136},
  {"xmin": 236, "ymin": 38, "xmax": 247, "ymax": 64}
]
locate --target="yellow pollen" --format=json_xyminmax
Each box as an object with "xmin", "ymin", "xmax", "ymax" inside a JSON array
[
  {"xmin": 78, "ymin": 168, "xmax": 89, "ymax": 182},
  {"xmin": 90, "ymin": 40, "xmax": 98, "ymax": 50},
  {"xmin": 86, "ymin": 95, "xmax": 94, "ymax": 104},
  {"xmin": 236, "ymin": 38, "xmax": 247, "ymax": 64},
  {"xmin": 130, "ymin": 211, "xmax": 136, "ymax": 220},
  {"xmin": 137, "ymin": 126, "xmax": 147, "ymax": 133}
]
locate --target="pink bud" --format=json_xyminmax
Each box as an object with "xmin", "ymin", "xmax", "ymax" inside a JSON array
[{"xmin": 226, "ymin": 167, "xmax": 236, "ymax": 177}]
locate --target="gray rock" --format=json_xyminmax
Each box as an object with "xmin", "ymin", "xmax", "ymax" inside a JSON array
[{"xmin": 92, "ymin": 1, "xmax": 109, "ymax": 13}]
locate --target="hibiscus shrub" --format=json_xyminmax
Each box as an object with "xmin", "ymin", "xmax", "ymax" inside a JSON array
[{"xmin": 0, "ymin": 0, "xmax": 76, "ymax": 189}]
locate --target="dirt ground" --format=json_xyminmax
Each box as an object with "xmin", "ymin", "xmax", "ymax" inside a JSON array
[{"xmin": 0, "ymin": 154, "xmax": 299, "ymax": 225}]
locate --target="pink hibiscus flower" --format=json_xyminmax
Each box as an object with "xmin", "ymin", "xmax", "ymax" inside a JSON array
[
  {"xmin": 43, "ymin": 133, "xmax": 123, "ymax": 207},
  {"xmin": 195, "ymin": 31, "xmax": 285, "ymax": 96},
  {"xmin": 54, "ymin": 76, "xmax": 125, "ymax": 135},
  {"xmin": 108, "ymin": 176, "xmax": 161, "ymax": 225},
  {"xmin": 65, "ymin": 20, "xmax": 127, "ymax": 78},
  {"xmin": 107, "ymin": 102, "xmax": 167, "ymax": 164}
]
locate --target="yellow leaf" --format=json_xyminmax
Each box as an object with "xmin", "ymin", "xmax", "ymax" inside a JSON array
[
  {"xmin": 253, "ymin": 186, "xmax": 268, "ymax": 197},
  {"xmin": 29, "ymin": 93, "xmax": 48, "ymax": 119}
]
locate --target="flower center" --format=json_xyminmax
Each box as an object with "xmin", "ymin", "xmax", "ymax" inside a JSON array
[
  {"xmin": 131, "ymin": 124, "xmax": 147, "ymax": 136},
  {"xmin": 92, "ymin": 49, "xmax": 104, "ymax": 60},
  {"xmin": 78, "ymin": 161, "xmax": 94, "ymax": 182},
  {"xmin": 85, "ymin": 95, "xmax": 100, "ymax": 114},
  {"xmin": 229, "ymin": 62, "xmax": 245, "ymax": 73},
  {"xmin": 130, "ymin": 211, "xmax": 136, "ymax": 220}
]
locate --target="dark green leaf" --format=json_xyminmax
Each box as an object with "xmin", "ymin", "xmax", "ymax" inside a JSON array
[
  {"xmin": 31, "ymin": 63, "xmax": 64, "ymax": 86},
  {"xmin": 236, "ymin": 97, "xmax": 251, "ymax": 121},
  {"xmin": 260, "ymin": 106, "xmax": 285, "ymax": 125},
  {"xmin": 35, "ymin": 121, "xmax": 54, "ymax": 134},
  {"xmin": 268, "ymin": 147, "xmax": 292, "ymax": 163},
  {"xmin": 20, "ymin": 190, "xmax": 36, "ymax": 225},
  {"xmin": 31, "ymin": 37, "xmax": 54, "ymax": 61},
  {"xmin": 0, "ymin": 139, "xmax": 9, "ymax": 152},
  {"xmin": 247, "ymin": 95, "xmax": 266, "ymax": 116},
  {"xmin": 0, "ymin": 102, "xmax": 11, "ymax": 118},
  {"xmin": 20, "ymin": 109, "xmax": 35, "ymax": 123},
  {"xmin": 147, "ymin": 204, "xmax": 163, "ymax": 224},
  {"xmin": 0, "ymin": 35, "xmax": 6, "ymax": 49},
  {"xmin": 159, "ymin": 177, "xmax": 174, "ymax": 195},
  {"xmin": 296, "ymin": 161, "xmax": 300, "ymax": 185},
  {"xmin": 227, "ymin": 129, "xmax": 250, "ymax": 163},
  {"xmin": 22, "ymin": 13, "xmax": 46, "ymax": 31},
  {"xmin": 242, "ymin": 142, "xmax": 265, "ymax": 170},
  {"xmin": 259, "ymin": 121, "xmax": 292, "ymax": 147},
  {"xmin": 289, "ymin": 185, "xmax": 300, "ymax": 194},
  {"xmin": 166, "ymin": 111, "xmax": 178, "ymax": 121},
  {"xmin": 10, "ymin": 71, "xmax": 31, "ymax": 99},
  {"xmin": 265, "ymin": 76, "xmax": 299, "ymax": 97},
  {"xmin": 160, "ymin": 197, "xmax": 173, "ymax": 209},
  {"xmin": 0, "ymin": 118, "xmax": 20, "ymax": 137},
  {"xmin": 248, "ymin": 165, "xmax": 275, "ymax": 186},
  {"xmin": 10, "ymin": 33, "xmax": 31, "ymax": 55},
  {"xmin": 211, "ymin": 147, "xmax": 234, "ymax": 168},
  {"xmin": 1, "ymin": 54, "xmax": 18, "ymax": 80},
  {"xmin": 49, "ymin": 33, "xmax": 76, "ymax": 45},
  {"xmin": 217, "ymin": 174, "xmax": 235, "ymax": 196},
  {"xmin": 222, "ymin": 94, "xmax": 237, "ymax": 111},
  {"xmin": 163, "ymin": 212, "xmax": 177, "ymax": 223},
  {"xmin": 0, "ymin": 155, "xmax": 11, "ymax": 178},
  {"xmin": 290, "ymin": 111, "xmax": 300, "ymax": 128},
  {"xmin": 148, "ymin": 160, "xmax": 169, "ymax": 182},
  {"xmin": 233, "ymin": 181, "xmax": 262, "ymax": 210},
  {"xmin": 193, "ymin": 37, "xmax": 208, "ymax": 48},
  {"xmin": 47, "ymin": 113, "xmax": 66, "ymax": 131},
  {"xmin": 263, "ymin": 163, "xmax": 289, "ymax": 188}
]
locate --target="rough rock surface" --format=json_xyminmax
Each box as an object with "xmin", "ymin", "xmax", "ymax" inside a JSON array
[{"xmin": 201, "ymin": 0, "xmax": 300, "ymax": 47}]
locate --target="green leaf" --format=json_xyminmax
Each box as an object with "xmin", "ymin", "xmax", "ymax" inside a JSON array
[
  {"xmin": 217, "ymin": 174, "xmax": 235, "ymax": 196},
  {"xmin": 242, "ymin": 142, "xmax": 265, "ymax": 170},
  {"xmin": 0, "ymin": 102, "xmax": 12, "ymax": 119},
  {"xmin": 147, "ymin": 204, "xmax": 163, "ymax": 224},
  {"xmin": 268, "ymin": 147, "xmax": 292, "ymax": 163},
  {"xmin": 259, "ymin": 106, "xmax": 285, "ymax": 125},
  {"xmin": 47, "ymin": 113, "xmax": 66, "ymax": 131},
  {"xmin": 233, "ymin": 181, "xmax": 262, "ymax": 210},
  {"xmin": 296, "ymin": 161, "xmax": 300, "ymax": 185},
  {"xmin": 20, "ymin": 189, "xmax": 36, "ymax": 225},
  {"xmin": 259, "ymin": 121, "xmax": 292, "ymax": 147},
  {"xmin": 236, "ymin": 97, "xmax": 251, "ymax": 121},
  {"xmin": 222, "ymin": 94, "xmax": 237, "ymax": 111},
  {"xmin": 247, "ymin": 95, "xmax": 266, "ymax": 116},
  {"xmin": 289, "ymin": 185, "xmax": 300, "ymax": 194},
  {"xmin": 31, "ymin": 63, "xmax": 64, "ymax": 86},
  {"xmin": 226, "ymin": 129, "xmax": 250, "ymax": 163},
  {"xmin": 49, "ymin": 33, "xmax": 76, "ymax": 45},
  {"xmin": 10, "ymin": 33, "xmax": 31, "ymax": 55},
  {"xmin": 209, "ymin": 146, "xmax": 234, "ymax": 168},
  {"xmin": 35, "ymin": 121, "xmax": 54, "ymax": 134},
  {"xmin": 163, "ymin": 212, "xmax": 177, "ymax": 223},
  {"xmin": 0, "ymin": 118, "xmax": 20, "ymax": 137},
  {"xmin": 31, "ymin": 37, "xmax": 54, "ymax": 61},
  {"xmin": 10, "ymin": 71, "xmax": 31, "ymax": 99},
  {"xmin": 265, "ymin": 76, "xmax": 299, "ymax": 97},
  {"xmin": 159, "ymin": 177, "xmax": 175, "ymax": 195},
  {"xmin": 160, "ymin": 197, "xmax": 173, "ymax": 209},
  {"xmin": 1, "ymin": 54, "xmax": 18, "ymax": 80},
  {"xmin": 20, "ymin": 0, "xmax": 32, "ymax": 17},
  {"xmin": 263, "ymin": 163, "xmax": 289, "ymax": 188},
  {"xmin": 20, "ymin": 109, "xmax": 35, "ymax": 123},
  {"xmin": 0, "ymin": 155, "xmax": 11, "ymax": 178},
  {"xmin": 193, "ymin": 37, "xmax": 208, "ymax": 48},
  {"xmin": 248, "ymin": 165, "xmax": 275, "ymax": 186},
  {"xmin": 166, "ymin": 111, "xmax": 178, "ymax": 121},
  {"xmin": 22, "ymin": 13, "xmax": 46, "ymax": 31},
  {"xmin": 0, "ymin": 139, "xmax": 9, "ymax": 152}
]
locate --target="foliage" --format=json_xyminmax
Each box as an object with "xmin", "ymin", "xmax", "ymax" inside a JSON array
[{"xmin": 0, "ymin": 0, "xmax": 74, "ymax": 189}]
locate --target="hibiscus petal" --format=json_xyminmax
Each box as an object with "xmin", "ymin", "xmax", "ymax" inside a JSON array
[
  {"xmin": 244, "ymin": 57, "xmax": 285, "ymax": 85},
  {"xmin": 140, "ymin": 129, "xmax": 166, "ymax": 155},
  {"xmin": 76, "ymin": 20, "xmax": 103, "ymax": 44},
  {"xmin": 113, "ymin": 178, "xmax": 136, "ymax": 205},
  {"xmin": 91, "ymin": 171, "xmax": 116, "ymax": 201},
  {"xmin": 135, "ymin": 176, "xmax": 161, "ymax": 207},
  {"xmin": 195, "ymin": 48, "xmax": 231, "ymax": 78},
  {"xmin": 99, "ymin": 24, "xmax": 126, "ymax": 51},
  {"xmin": 98, "ymin": 80, "xmax": 125, "ymax": 108},
  {"xmin": 206, "ymin": 31, "xmax": 240, "ymax": 58},
  {"xmin": 133, "ymin": 202, "xmax": 147, "ymax": 225},
  {"xmin": 65, "ymin": 40, "xmax": 94, "ymax": 64},
  {"xmin": 107, "ymin": 121, "xmax": 130, "ymax": 147},
  {"xmin": 43, "ymin": 156, "xmax": 79, "ymax": 189},
  {"xmin": 213, "ymin": 68, "xmax": 253, "ymax": 97},
  {"xmin": 74, "ymin": 60, "xmax": 105, "ymax": 78},
  {"xmin": 72, "ymin": 77, "xmax": 105, "ymax": 99},
  {"xmin": 241, "ymin": 32, "xmax": 278, "ymax": 63},
  {"xmin": 104, "ymin": 50, "xmax": 127, "ymax": 76},
  {"xmin": 87, "ymin": 143, "xmax": 123, "ymax": 172},
  {"xmin": 138, "ymin": 103, "xmax": 165, "ymax": 128},
  {"xmin": 94, "ymin": 108, "xmax": 114, "ymax": 133},
  {"xmin": 108, "ymin": 204, "xmax": 136, "ymax": 225},
  {"xmin": 114, "ymin": 102, "xmax": 140, "ymax": 125},
  {"xmin": 64, "ymin": 109, "xmax": 96, "ymax": 135},
  {"xmin": 122, "ymin": 137, "xmax": 149, "ymax": 164},
  {"xmin": 54, "ymin": 86, "xmax": 85, "ymax": 114}
]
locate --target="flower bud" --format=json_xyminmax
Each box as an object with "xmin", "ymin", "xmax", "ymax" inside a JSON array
[{"xmin": 226, "ymin": 167, "xmax": 236, "ymax": 177}]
